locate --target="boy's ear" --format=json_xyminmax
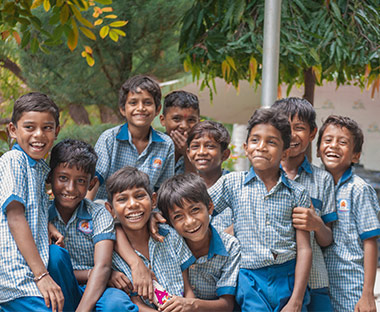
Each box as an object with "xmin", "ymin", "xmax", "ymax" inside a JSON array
[
  {"xmin": 309, "ymin": 127, "xmax": 318, "ymax": 141},
  {"xmin": 55, "ymin": 125, "xmax": 61, "ymax": 139},
  {"xmin": 352, "ymin": 152, "xmax": 361, "ymax": 164},
  {"xmin": 243, "ymin": 142, "xmax": 248, "ymax": 156},
  {"xmin": 151, "ymin": 192, "xmax": 158, "ymax": 209},
  {"xmin": 221, "ymin": 148, "xmax": 231, "ymax": 162},
  {"xmin": 159, "ymin": 114, "xmax": 166, "ymax": 127},
  {"xmin": 105, "ymin": 201, "xmax": 115, "ymax": 217},
  {"xmin": 155, "ymin": 105, "xmax": 161, "ymax": 117},
  {"xmin": 8, "ymin": 122, "xmax": 17, "ymax": 140},
  {"xmin": 119, "ymin": 106, "xmax": 126, "ymax": 118},
  {"xmin": 88, "ymin": 176, "xmax": 98, "ymax": 191},
  {"xmin": 208, "ymin": 201, "xmax": 214, "ymax": 216},
  {"xmin": 281, "ymin": 148, "xmax": 290, "ymax": 161}
]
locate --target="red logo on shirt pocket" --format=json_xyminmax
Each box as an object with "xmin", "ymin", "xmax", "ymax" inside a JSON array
[
  {"xmin": 152, "ymin": 157, "xmax": 163, "ymax": 169},
  {"xmin": 77, "ymin": 220, "xmax": 93, "ymax": 234}
]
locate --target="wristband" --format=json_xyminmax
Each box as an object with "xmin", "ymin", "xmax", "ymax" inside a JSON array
[{"xmin": 34, "ymin": 271, "xmax": 49, "ymax": 283}]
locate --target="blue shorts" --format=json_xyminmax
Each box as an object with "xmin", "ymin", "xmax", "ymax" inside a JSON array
[
  {"xmin": 307, "ymin": 287, "xmax": 333, "ymax": 312},
  {"xmin": 236, "ymin": 259, "xmax": 310, "ymax": 312}
]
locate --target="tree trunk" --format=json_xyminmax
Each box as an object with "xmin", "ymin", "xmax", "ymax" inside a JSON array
[
  {"xmin": 99, "ymin": 105, "xmax": 123, "ymax": 124},
  {"xmin": 68, "ymin": 103, "xmax": 91, "ymax": 125},
  {"xmin": 303, "ymin": 67, "xmax": 316, "ymax": 161},
  {"xmin": 0, "ymin": 57, "xmax": 27, "ymax": 83}
]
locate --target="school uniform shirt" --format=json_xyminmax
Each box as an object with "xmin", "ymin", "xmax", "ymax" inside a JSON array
[
  {"xmin": 286, "ymin": 157, "xmax": 337, "ymax": 290},
  {"xmin": 112, "ymin": 224, "xmax": 195, "ymax": 307},
  {"xmin": 188, "ymin": 225, "xmax": 241, "ymax": 299},
  {"xmin": 324, "ymin": 166, "xmax": 380, "ymax": 312},
  {"xmin": 94, "ymin": 123, "xmax": 174, "ymax": 199},
  {"xmin": 0, "ymin": 144, "xmax": 50, "ymax": 303},
  {"xmin": 49, "ymin": 198, "xmax": 115, "ymax": 270},
  {"xmin": 175, "ymin": 155, "xmax": 185, "ymax": 175},
  {"xmin": 211, "ymin": 169, "xmax": 233, "ymax": 232},
  {"xmin": 208, "ymin": 167, "xmax": 311, "ymax": 270}
]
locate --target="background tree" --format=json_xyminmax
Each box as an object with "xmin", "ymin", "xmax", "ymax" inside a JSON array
[
  {"xmin": 14, "ymin": 0, "xmax": 190, "ymax": 124},
  {"xmin": 180, "ymin": 0, "xmax": 380, "ymax": 105}
]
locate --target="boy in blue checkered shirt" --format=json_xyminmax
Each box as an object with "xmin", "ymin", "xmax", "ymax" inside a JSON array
[
  {"xmin": 104, "ymin": 166, "xmax": 196, "ymax": 311},
  {"xmin": 159, "ymin": 90, "xmax": 200, "ymax": 175},
  {"xmin": 0, "ymin": 93, "xmax": 64, "ymax": 311},
  {"xmin": 209, "ymin": 108, "xmax": 312, "ymax": 311},
  {"xmin": 47, "ymin": 139, "xmax": 138, "ymax": 311},
  {"xmin": 156, "ymin": 173, "xmax": 241, "ymax": 312},
  {"xmin": 317, "ymin": 115, "xmax": 380, "ymax": 312},
  {"xmin": 87, "ymin": 75, "xmax": 175, "ymax": 201},
  {"xmin": 272, "ymin": 98, "xmax": 337, "ymax": 311}
]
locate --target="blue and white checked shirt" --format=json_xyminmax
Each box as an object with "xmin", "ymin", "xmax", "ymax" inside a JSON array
[
  {"xmin": 49, "ymin": 198, "xmax": 115, "ymax": 270},
  {"xmin": 188, "ymin": 225, "xmax": 240, "ymax": 299},
  {"xmin": 175, "ymin": 155, "xmax": 185, "ymax": 175},
  {"xmin": 112, "ymin": 224, "xmax": 195, "ymax": 307},
  {"xmin": 208, "ymin": 167, "xmax": 311, "ymax": 270},
  {"xmin": 0, "ymin": 144, "xmax": 50, "ymax": 303},
  {"xmin": 94, "ymin": 123, "xmax": 175, "ymax": 199},
  {"xmin": 211, "ymin": 169, "xmax": 233, "ymax": 232},
  {"xmin": 324, "ymin": 167, "xmax": 380, "ymax": 312},
  {"xmin": 286, "ymin": 157, "xmax": 337, "ymax": 289}
]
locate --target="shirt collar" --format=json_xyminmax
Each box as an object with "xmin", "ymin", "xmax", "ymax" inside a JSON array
[
  {"xmin": 336, "ymin": 166, "xmax": 353, "ymax": 188},
  {"xmin": 244, "ymin": 167, "xmax": 293, "ymax": 190},
  {"xmin": 12, "ymin": 143, "xmax": 37, "ymax": 167},
  {"xmin": 207, "ymin": 225, "xmax": 229, "ymax": 259},
  {"xmin": 116, "ymin": 123, "xmax": 165, "ymax": 143},
  {"xmin": 48, "ymin": 200, "xmax": 91, "ymax": 221},
  {"xmin": 298, "ymin": 156, "xmax": 313, "ymax": 174}
]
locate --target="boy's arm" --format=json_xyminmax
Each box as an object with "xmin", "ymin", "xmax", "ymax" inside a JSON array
[
  {"xmin": 292, "ymin": 204, "xmax": 333, "ymax": 247},
  {"xmin": 86, "ymin": 180, "xmax": 99, "ymax": 201},
  {"xmin": 76, "ymin": 239, "xmax": 114, "ymax": 312},
  {"xmin": 7, "ymin": 201, "xmax": 64, "ymax": 312},
  {"xmin": 48, "ymin": 222, "xmax": 65, "ymax": 248},
  {"xmin": 131, "ymin": 296, "xmax": 157, "ymax": 312},
  {"xmin": 115, "ymin": 225, "xmax": 154, "ymax": 301},
  {"xmin": 355, "ymin": 237, "xmax": 377, "ymax": 312},
  {"xmin": 160, "ymin": 295, "xmax": 235, "ymax": 312},
  {"xmin": 281, "ymin": 229, "xmax": 312, "ymax": 312}
]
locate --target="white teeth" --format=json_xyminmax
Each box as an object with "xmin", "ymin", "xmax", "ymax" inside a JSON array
[
  {"xmin": 326, "ymin": 153, "xmax": 339, "ymax": 158},
  {"xmin": 187, "ymin": 224, "xmax": 201, "ymax": 233},
  {"xmin": 290, "ymin": 143, "xmax": 300, "ymax": 147},
  {"xmin": 126, "ymin": 212, "xmax": 144, "ymax": 219},
  {"xmin": 62, "ymin": 194, "xmax": 76, "ymax": 199},
  {"xmin": 31, "ymin": 142, "xmax": 45, "ymax": 147}
]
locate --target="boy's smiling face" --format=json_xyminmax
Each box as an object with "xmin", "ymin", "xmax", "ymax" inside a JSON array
[
  {"xmin": 51, "ymin": 163, "xmax": 95, "ymax": 214},
  {"xmin": 288, "ymin": 114, "xmax": 317, "ymax": 159},
  {"xmin": 168, "ymin": 200, "xmax": 213, "ymax": 244},
  {"xmin": 108, "ymin": 187, "xmax": 155, "ymax": 232},
  {"xmin": 187, "ymin": 135, "xmax": 230, "ymax": 175},
  {"xmin": 9, "ymin": 111, "xmax": 59, "ymax": 160},
  {"xmin": 244, "ymin": 123, "xmax": 287, "ymax": 174},
  {"xmin": 120, "ymin": 88, "xmax": 160, "ymax": 130},
  {"xmin": 160, "ymin": 107, "xmax": 199, "ymax": 137},
  {"xmin": 318, "ymin": 124, "xmax": 360, "ymax": 182}
]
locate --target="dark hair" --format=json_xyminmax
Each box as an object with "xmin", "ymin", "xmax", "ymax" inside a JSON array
[
  {"xmin": 272, "ymin": 97, "xmax": 317, "ymax": 131},
  {"xmin": 157, "ymin": 173, "xmax": 211, "ymax": 225},
  {"xmin": 11, "ymin": 92, "xmax": 60, "ymax": 127},
  {"xmin": 187, "ymin": 120, "xmax": 231, "ymax": 152},
  {"xmin": 163, "ymin": 91, "xmax": 200, "ymax": 115},
  {"xmin": 106, "ymin": 166, "xmax": 152, "ymax": 202},
  {"xmin": 119, "ymin": 75, "xmax": 161, "ymax": 110},
  {"xmin": 49, "ymin": 139, "xmax": 97, "ymax": 178},
  {"xmin": 317, "ymin": 115, "xmax": 364, "ymax": 154},
  {"xmin": 246, "ymin": 108, "xmax": 291, "ymax": 150}
]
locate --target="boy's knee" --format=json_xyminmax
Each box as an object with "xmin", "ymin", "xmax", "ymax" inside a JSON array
[
  {"xmin": 48, "ymin": 244, "xmax": 70, "ymax": 272},
  {"xmin": 97, "ymin": 288, "xmax": 138, "ymax": 312}
]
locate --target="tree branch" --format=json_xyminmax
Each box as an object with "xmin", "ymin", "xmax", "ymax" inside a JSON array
[{"xmin": 0, "ymin": 57, "xmax": 27, "ymax": 83}]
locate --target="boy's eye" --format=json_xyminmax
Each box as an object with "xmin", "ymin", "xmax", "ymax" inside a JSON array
[
  {"xmin": 191, "ymin": 207, "xmax": 200, "ymax": 213},
  {"xmin": 172, "ymin": 214, "xmax": 183, "ymax": 221},
  {"xmin": 135, "ymin": 193, "xmax": 146, "ymax": 199},
  {"xmin": 188, "ymin": 118, "xmax": 197, "ymax": 123},
  {"xmin": 206, "ymin": 144, "xmax": 216, "ymax": 149},
  {"xmin": 339, "ymin": 140, "xmax": 347, "ymax": 145},
  {"xmin": 143, "ymin": 100, "xmax": 153, "ymax": 106},
  {"xmin": 58, "ymin": 176, "xmax": 68, "ymax": 182},
  {"xmin": 44, "ymin": 126, "xmax": 53, "ymax": 131},
  {"xmin": 172, "ymin": 116, "xmax": 181, "ymax": 122},
  {"xmin": 77, "ymin": 178, "xmax": 87, "ymax": 184},
  {"xmin": 189, "ymin": 144, "xmax": 199, "ymax": 150}
]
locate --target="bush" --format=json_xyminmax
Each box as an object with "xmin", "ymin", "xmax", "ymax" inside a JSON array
[{"xmin": 56, "ymin": 123, "xmax": 117, "ymax": 147}]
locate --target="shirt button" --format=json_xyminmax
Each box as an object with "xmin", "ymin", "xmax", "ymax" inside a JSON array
[
  {"xmin": 266, "ymin": 221, "xmax": 270, "ymax": 225},
  {"xmin": 189, "ymin": 265, "xmax": 194, "ymax": 270}
]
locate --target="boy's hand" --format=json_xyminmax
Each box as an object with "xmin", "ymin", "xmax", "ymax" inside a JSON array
[
  {"xmin": 48, "ymin": 223, "xmax": 65, "ymax": 248},
  {"xmin": 170, "ymin": 130, "xmax": 188, "ymax": 156},
  {"xmin": 292, "ymin": 204, "xmax": 322, "ymax": 232},
  {"xmin": 130, "ymin": 261, "xmax": 154, "ymax": 302},
  {"xmin": 355, "ymin": 294, "xmax": 376, "ymax": 312},
  {"xmin": 108, "ymin": 270, "xmax": 133, "ymax": 294},
  {"xmin": 149, "ymin": 211, "xmax": 167, "ymax": 242},
  {"xmin": 35, "ymin": 274, "xmax": 64, "ymax": 312},
  {"xmin": 159, "ymin": 295, "xmax": 194, "ymax": 312},
  {"xmin": 280, "ymin": 299, "xmax": 302, "ymax": 312}
]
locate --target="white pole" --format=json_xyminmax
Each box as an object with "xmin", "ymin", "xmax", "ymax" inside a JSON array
[{"xmin": 261, "ymin": 0, "xmax": 282, "ymax": 108}]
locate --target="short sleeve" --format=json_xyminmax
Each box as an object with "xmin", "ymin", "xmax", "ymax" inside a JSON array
[
  {"xmin": 353, "ymin": 184, "xmax": 380, "ymax": 241},
  {"xmin": 94, "ymin": 130, "xmax": 113, "ymax": 186},
  {"xmin": 321, "ymin": 172, "xmax": 337, "ymax": 224},
  {"xmin": 170, "ymin": 228, "xmax": 195, "ymax": 271},
  {"xmin": 208, "ymin": 174, "xmax": 232, "ymax": 215},
  {"xmin": 92, "ymin": 202, "xmax": 116, "ymax": 244},
  {"xmin": 296, "ymin": 187, "xmax": 311, "ymax": 210},
  {"xmin": 215, "ymin": 235, "xmax": 241, "ymax": 297}
]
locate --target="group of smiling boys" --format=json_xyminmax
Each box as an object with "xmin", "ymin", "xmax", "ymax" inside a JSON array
[{"xmin": 0, "ymin": 74, "xmax": 379, "ymax": 312}]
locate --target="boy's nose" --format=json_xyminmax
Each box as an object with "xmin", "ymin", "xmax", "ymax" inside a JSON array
[
  {"xmin": 198, "ymin": 144, "xmax": 207, "ymax": 154},
  {"xmin": 257, "ymin": 140, "xmax": 266, "ymax": 150},
  {"xmin": 137, "ymin": 102, "xmax": 146, "ymax": 111}
]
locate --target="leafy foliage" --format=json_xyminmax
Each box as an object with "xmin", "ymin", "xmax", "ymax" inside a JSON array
[
  {"xmin": 180, "ymin": 0, "xmax": 380, "ymax": 97},
  {"xmin": 0, "ymin": 0, "xmax": 127, "ymax": 66}
]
